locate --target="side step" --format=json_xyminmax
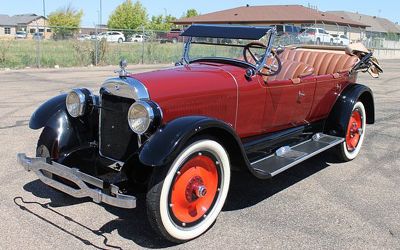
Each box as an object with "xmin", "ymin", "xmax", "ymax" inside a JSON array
[{"xmin": 250, "ymin": 133, "xmax": 344, "ymax": 178}]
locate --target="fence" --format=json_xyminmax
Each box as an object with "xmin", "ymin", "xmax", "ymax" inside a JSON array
[{"xmin": 1, "ymin": 26, "xmax": 400, "ymax": 69}]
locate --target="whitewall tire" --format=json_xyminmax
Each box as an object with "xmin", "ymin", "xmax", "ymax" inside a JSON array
[
  {"xmin": 337, "ymin": 101, "xmax": 366, "ymax": 161},
  {"xmin": 147, "ymin": 139, "xmax": 231, "ymax": 242}
]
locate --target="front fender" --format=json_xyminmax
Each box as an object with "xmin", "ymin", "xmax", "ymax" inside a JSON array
[
  {"xmin": 38, "ymin": 109, "xmax": 80, "ymax": 159},
  {"xmin": 29, "ymin": 94, "xmax": 67, "ymax": 129},
  {"xmin": 325, "ymin": 83, "xmax": 375, "ymax": 137},
  {"xmin": 139, "ymin": 116, "xmax": 249, "ymax": 168},
  {"xmin": 31, "ymin": 94, "xmax": 99, "ymax": 160}
]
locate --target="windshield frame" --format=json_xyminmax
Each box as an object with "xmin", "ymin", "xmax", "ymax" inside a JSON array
[{"xmin": 181, "ymin": 27, "xmax": 277, "ymax": 73}]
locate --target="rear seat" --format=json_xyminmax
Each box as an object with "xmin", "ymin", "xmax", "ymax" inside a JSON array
[{"xmin": 279, "ymin": 48, "xmax": 359, "ymax": 75}]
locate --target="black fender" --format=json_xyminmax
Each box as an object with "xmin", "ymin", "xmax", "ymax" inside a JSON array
[
  {"xmin": 31, "ymin": 94, "xmax": 99, "ymax": 162},
  {"xmin": 29, "ymin": 94, "xmax": 67, "ymax": 129},
  {"xmin": 138, "ymin": 116, "xmax": 250, "ymax": 170},
  {"xmin": 37, "ymin": 110, "xmax": 81, "ymax": 160},
  {"xmin": 325, "ymin": 83, "xmax": 375, "ymax": 137}
]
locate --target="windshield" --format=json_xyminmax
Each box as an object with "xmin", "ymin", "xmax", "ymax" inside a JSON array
[
  {"xmin": 186, "ymin": 37, "xmax": 268, "ymax": 67},
  {"xmin": 180, "ymin": 24, "xmax": 274, "ymax": 68}
]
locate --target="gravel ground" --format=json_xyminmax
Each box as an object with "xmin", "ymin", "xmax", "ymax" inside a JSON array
[{"xmin": 0, "ymin": 61, "xmax": 399, "ymax": 249}]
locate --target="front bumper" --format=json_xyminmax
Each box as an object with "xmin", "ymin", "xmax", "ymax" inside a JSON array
[{"xmin": 17, "ymin": 153, "xmax": 136, "ymax": 209}]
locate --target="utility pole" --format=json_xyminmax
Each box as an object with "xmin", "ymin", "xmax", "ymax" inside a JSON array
[
  {"xmin": 42, "ymin": 0, "xmax": 46, "ymax": 18},
  {"xmin": 100, "ymin": 0, "xmax": 103, "ymax": 26},
  {"xmin": 42, "ymin": 0, "xmax": 46, "ymax": 38}
]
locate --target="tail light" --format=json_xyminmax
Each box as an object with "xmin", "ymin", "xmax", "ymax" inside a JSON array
[{"xmin": 307, "ymin": 32, "xmax": 315, "ymax": 36}]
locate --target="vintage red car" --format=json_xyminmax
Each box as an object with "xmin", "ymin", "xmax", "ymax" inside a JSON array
[{"xmin": 17, "ymin": 24, "xmax": 382, "ymax": 242}]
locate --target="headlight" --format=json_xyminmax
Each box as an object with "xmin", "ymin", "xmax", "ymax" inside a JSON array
[
  {"xmin": 66, "ymin": 88, "xmax": 93, "ymax": 117},
  {"xmin": 127, "ymin": 101, "xmax": 161, "ymax": 135}
]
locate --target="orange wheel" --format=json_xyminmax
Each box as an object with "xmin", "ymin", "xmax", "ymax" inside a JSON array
[
  {"xmin": 146, "ymin": 139, "xmax": 231, "ymax": 242},
  {"xmin": 337, "ymin": 101, "xmax": 366, "ymax": 161},
  {"xmin": 345, "ymin": 109, "xmax": 363, "ymax": 151},
  {"xmin": 169, "ymin": 152, "xmax": 220, "ymax": 225}
]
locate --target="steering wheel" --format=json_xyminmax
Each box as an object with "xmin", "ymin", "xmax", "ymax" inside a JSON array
[{"xmin": 243, "ymin": 41, "xmax": 282, "ymax": 76}]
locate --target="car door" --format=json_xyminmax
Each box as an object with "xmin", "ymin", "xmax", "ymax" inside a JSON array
[
  {"xmin": 318, "ymin": 29, "xmax": 327, "ymax": 43},
  {"xmin": 108, "ymin": 32, "xmax": 114, "ymax": 42},
  {"xmin": 259, "ymin": 76, "xmax": 316, "ymax": 132},
  {"xmin": 308, "ymin": 74, "xmax": 339, "ymax": 121}
]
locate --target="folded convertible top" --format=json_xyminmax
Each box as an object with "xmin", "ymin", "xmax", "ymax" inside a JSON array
[{"xmin": 181, "ymin": 24, "xmax": 272, "ymax": 40}]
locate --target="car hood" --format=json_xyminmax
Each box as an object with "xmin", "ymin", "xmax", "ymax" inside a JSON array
[
  {"xmin": 130, "ymin": 62, "xmax": 241, "ymax": 101},
  {"xmin": 129, "ymin": 62, "xmax": 240, "ymax": 125}
]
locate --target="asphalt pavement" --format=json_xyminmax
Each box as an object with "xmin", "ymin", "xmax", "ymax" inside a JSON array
[{"xmin": 0, "ymin": 61, "xmax": 399, "ymax": 249}]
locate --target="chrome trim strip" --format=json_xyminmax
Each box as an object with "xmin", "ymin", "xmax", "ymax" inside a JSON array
[
  {"xmin": 256, "ymin": 27, "xmax": 277, "ymax": 73},
  {"xmin": 250, "ymin": 134, "xmax": 344, "ymax": 176},
  {"xmin": 218, "ymin": 67, "xmax": 239, "ymax": 129},
  {"xmin": 66, "ymin": 89, "xmax": 86, "ymax": 117},
  {"xmin": 182, "ymin": 37, "xmax": 192, "ymax": 64},
  {"xmin": 268, "ymin": 137, "xmax": 344, "ymax": 177},
  {"xmin": 101, "ymin": 77, "xmax": 150, "ymax": 100},
  {"xmin": 17, "ymin": 153, "xmax": 136, "ymax": 209},
  {"xmin": 127, "ymin": 100, "xmax": 155, "ymax": 135},
  {"xmin": 99, "ymin": 77, "xmax": 150, "ymax": 161}
]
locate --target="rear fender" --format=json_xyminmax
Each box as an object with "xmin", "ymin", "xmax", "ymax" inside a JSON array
[{"xmin": 325, "ymin": 83, "xmax": 375, "ymax": 137}]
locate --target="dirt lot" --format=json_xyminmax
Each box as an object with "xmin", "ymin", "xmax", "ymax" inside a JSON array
[{"xmin": 0, "ymin": 62, "xmax": 399, "ymax": 249}]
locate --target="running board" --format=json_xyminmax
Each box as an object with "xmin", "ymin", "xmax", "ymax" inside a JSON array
[{"xmin": 250, "ymin": 133, "xmax": 344, "ymax": 178}]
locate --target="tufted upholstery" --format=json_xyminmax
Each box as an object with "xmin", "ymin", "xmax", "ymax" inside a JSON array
[
  {"xmin": 264, "ymin": 60, "xmax": 314, "ymax": 82},
  {"xmin": 279, "ymin": 49, "xmax": 359, "ymax": 75}
]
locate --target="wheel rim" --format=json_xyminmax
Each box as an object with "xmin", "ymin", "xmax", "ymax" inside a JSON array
[
  {"xmin": 346, "ymin": 109, "xmax": 363, "ymax": 151},
  {"xmin": 169, "ymin": 152, "xmax": 220, "ymax": 226}
]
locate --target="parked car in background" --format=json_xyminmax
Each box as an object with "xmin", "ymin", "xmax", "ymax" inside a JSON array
[
  {"xmin": 298, "ymin": 28, "xmax": 334, "ymax": 45},
  {"xmin": 15, "ymin": 31, "xmax": 27, "ymax": 39},
  {"xmin": 159, "ymin": 29, "xmax": 182, "ymax": 43},
  {"xmin": 93, "ymin": 31, "xmax": 125, "ymax": 43},
  {"xmin": 129, "ymin": 34, "xmax": 147, "ymax": 42},
  {"xmin": 275, "ymin": 25, "xmax": 301, "ymax": 36},
  {"xmin": 331, "ymin": 34, "xmax": 350, "ymax": 46},
  {"xmin": 32, "ymin": 32, "xmax": 43, "ymax": 40},
  {"xmin": 77, "ymin": 34, "xmax": 91, "ymax": 41},
  {"xmin": 275, "ymin": 25, "xmax": 301, "ymax": 45}
]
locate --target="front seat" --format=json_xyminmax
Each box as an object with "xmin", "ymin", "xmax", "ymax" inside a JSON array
[{"xmin": 263, "ymin": 60, "xmax": 314, "ymax": 82}]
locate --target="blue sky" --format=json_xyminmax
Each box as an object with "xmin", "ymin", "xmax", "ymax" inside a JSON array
[{"xmin": 2, "ymin": 0, "xmax": 399, "ymax": 27}]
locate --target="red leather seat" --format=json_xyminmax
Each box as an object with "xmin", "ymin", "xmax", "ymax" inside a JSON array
[
  {"xmin": 279, "ymin": 48, "xmax": 359, "ymax": 75},
  {"xmin": 264, "ymin": 60, "xmax": 314, "ymax": 82}
]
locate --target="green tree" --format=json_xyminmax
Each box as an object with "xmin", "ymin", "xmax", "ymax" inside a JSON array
[
  {"xmin": 48, "ymin": 5, "xmax": 83, "ymax": 39},
  {"xmin": 108, "ymin": 0, "xmax": 147, "ymax": 30},
  {"xmin": 147, "ymin": 14, "xmax": 177, "ymax": 31},
  {"xmin": 184, "ymin": 9, "xmax": 199, "ymax": 18}
]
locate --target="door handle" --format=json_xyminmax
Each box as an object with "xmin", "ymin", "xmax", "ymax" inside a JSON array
[{"xmin": 297, "ymin": 91, "xmax": 305, "ymax": 103}]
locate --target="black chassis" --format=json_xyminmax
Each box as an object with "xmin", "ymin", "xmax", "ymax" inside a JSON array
[{"xmin": 28, "ymin": 82, "xmax": 375, "ymax": 189}]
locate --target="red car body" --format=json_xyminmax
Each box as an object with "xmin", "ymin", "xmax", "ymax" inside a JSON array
[
  {"xmin": 132, "ymin": 62, "xmax": 354, "ymax": 138},
  {"xmin": 18, "ymin": 24, "xmax": 381, "ymax": 243}
]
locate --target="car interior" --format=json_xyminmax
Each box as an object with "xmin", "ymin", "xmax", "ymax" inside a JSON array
[{"xmin": 264, "ymin": 47, "xmax": 359, "ymax": 82}]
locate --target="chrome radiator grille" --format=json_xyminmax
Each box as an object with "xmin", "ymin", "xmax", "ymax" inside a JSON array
[{"xmin": 99, "ymin": 93, "xmax": 138, "ymax": 161}]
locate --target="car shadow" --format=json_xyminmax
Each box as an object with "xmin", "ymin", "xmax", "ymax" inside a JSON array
[
  {"xmin": 223, "ymin": 150, "xmax": 337, "ymax": 211},
  {"xmin": 17, "ymin": 150, "xmax": 338, "ymax": 248},
  {"xmin": 21, "ymin": 181, "xmax": 175, "ymax": 249}
]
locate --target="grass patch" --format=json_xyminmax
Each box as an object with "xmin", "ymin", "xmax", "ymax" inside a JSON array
[{"xmin": 0, "ymin": 40, "xmax": 185, "ymax": 68}]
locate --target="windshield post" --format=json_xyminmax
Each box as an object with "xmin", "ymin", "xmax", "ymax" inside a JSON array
[
  {"xmin": 182, "ymin": 37, "xmax": 192, "ymax": 65},
  {"xmin": 256, "ymin": 27, "xmax": 277, "ymax": 73}
]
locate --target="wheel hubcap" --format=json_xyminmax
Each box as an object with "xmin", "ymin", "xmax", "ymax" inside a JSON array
[
  {"xmin": 169, "ymin": 153, "xmax": 219, "ymax": 224},
  {"xmin": 346, "ymin": 109, "xmax": 363, "ymax": 151},
  {"xmin": 184, "ymin": 176, "xmax": 207, "ymax": 201}
]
